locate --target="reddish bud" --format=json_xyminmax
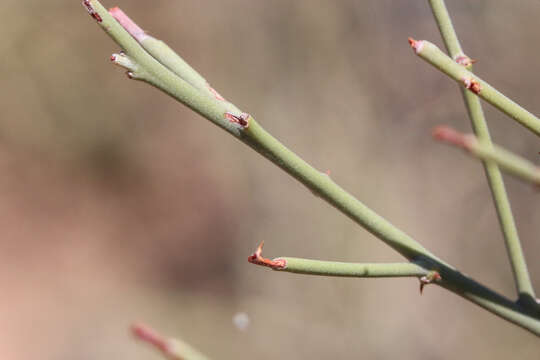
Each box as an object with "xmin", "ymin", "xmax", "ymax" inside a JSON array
[
  {"xmin": 462, "ymin": 77, "xmax": 481, "ymax": 94},
  {"xmin": 408, "ymin": 37, "xmax": 424, "ymax": 54},
  {"xmin": 455, "ymin": 55, "xmax": 477, "ymax": 67},
  {"xmin": 83, "ymin": 0, "xmax": 103, "ymax": 23},
  {"xmin": 224, "ymin": 112, "xmax": 250, "ymax": 128}
]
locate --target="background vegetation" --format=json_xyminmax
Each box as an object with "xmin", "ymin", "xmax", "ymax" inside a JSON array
[{"xmin": 0, "ymin": 0, "xmax": 538, "ymax": 358}]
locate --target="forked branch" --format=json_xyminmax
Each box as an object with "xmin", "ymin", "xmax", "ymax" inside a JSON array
[{"xmin": 82, "ymin": 0, "xmax": 540, "ymax": 335}]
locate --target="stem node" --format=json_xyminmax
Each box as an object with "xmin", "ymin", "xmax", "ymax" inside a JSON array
[
  {"xmin": 454, "ymin": 54, "xmax": 476, "ymax": 68},
  {"xmin": 462, "ymin": 77, "xmax": 482, "ymax": 94},
  {"xmin": 224, "ymin": 112, "xmax": 250, "ymax": 128},
  {"xmin": 420, "ymin": 271, "xmax": 442, "ymax": 294}
]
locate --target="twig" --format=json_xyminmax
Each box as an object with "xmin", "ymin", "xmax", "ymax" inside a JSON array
[
  {"xmin": 248, "ymin": 241, "xmax": 431, "ymax": 278},
  {"xmin": 83, "ymin": 0, "xmax": 540, "ymax": 335},
  {"xmin": 428, "ymin": 0, "xmax": 536, "ymax": 303},
  {"xmin": 408, "ymin": 37, "xmax": 540, "ymax": 136},
  {"xmin": 433, "ymin": 126, "xmax": 540, "ymax": 186},
  {"xmin": 249, "ymin": 242, "xmax": 444, "ymax": 294},
  {"xmin": 249, "ymin": 242, "xmax": 442, "ymax": 293},
  {"xmin": 131, "ymin": 323, "xmax": 210, "ymax": 360}
]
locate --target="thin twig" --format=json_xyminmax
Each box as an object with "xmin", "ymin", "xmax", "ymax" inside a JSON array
[
  {"xmin": 433, "ymin": 125, "xmax": 540, "ymax": 186},
  {"xmin": 428, "ymin": 0, "xmax": 536, "ymax": 303},
  {"xmin": 131, "ymin": 323, "xmax": 210, "ymax": 360},
  {"xmin": 408, "ymin": 37, "xmax": 540, "ymax": 136},
  {"xmin": 249, "ymin": 242, "xmax": 430, "ymax": 278}
]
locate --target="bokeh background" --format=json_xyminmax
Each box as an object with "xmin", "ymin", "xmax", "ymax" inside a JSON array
[{"xmin": 0, "ymin": 0, "xmax": 539, "ymax": 359}]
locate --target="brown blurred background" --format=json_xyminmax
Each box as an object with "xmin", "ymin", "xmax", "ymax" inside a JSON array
[{"xmin": 0, "ymin": 0, "xmax": 539, "ymax": 359}]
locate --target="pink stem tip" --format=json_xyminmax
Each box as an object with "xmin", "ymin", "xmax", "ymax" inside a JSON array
[
  {"xmin": 432, "ymin": 125, "xmax": 474, "ymax": 151},
  {"xmin": 131, "ymin": 323, "xmax": 170, "ymax": 354},
  {"xmin": 408, "ymin": 37, "xmax": 424, "ymax": 54},
  {"xmin": 109, "ymin": 7, "xmax": 148, "ymax": 42}
]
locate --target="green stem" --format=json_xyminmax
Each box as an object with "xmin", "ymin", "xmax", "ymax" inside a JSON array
[
  {"xmin": 428, "ymin": 0, "xmax": 536, "ymax": 301},
  {"xmin": 109, "ymin": 6, "xmax": 236, "ymax": 111},
  {"xmin": 276, "ymin": 258, "xmax": 429, "ymax": 278},
  {"xmin": 471, "ymin": 140, "xmax": 540, "ymax": 186},
  {"xmin": 434, "ymin": 126, "xmax": 540, "ymax": 186},
  {"xmin": 243, "ymin": 120, "xmax": 436, "ymax": 261},
  {"xmin": 409, "ymin": 38, "xmax": 540, "ymax": 136},
  {"xmin": 83, "ymin": 0, "xmax": 540, "ymax": 335}
]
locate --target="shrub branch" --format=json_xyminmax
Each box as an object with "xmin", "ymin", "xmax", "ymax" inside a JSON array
[{"xmin": 82, "ymin": 0, "xmax": 540, "ymax": 335}]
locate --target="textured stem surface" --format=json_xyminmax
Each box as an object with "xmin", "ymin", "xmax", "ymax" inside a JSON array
[
  {"xmin": 277, "ymin": 258, "xmax": 429, "ymax": 278},
  {"xmin": 428, "ymin": 0, "xmax": 536, "ymax": 302}
]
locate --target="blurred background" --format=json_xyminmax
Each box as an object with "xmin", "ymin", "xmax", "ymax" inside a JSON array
[{"xmin": 0, "ymin": 0, "xmax": 539, "ymax": 359}]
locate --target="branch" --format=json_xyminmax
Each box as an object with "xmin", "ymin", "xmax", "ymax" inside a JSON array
[
  {"xmin": 82, "ymin": 1, "xmax": 540, "ymax": 335},
  {"xmin": 428, "ymin": 0, "xmax": 536, "ymax": 302},
  {"xmin": 433, "ymin": 126, "xmax": 540, "ymax": 186},
  {"xmin": 131, "ymin": 323, "xmax": 210, "ymax": 360},
  {"xmin": 248, "ymin": 241, "xmax": 429, "ymax": 278},
  {"xmin": 408, "ymin": 37, "xmax": 540, "ymax": 136}
]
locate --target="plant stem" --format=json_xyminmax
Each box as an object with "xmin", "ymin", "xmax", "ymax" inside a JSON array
[
  {"xmin": 408, "ymin": 38, "xmax": 540, "ymax": 136},
  {"xmin": 434, "ymin": 126, "xmax": 540, "ymax": 186},
  {"xmin": 247, "ymin": 241, "xmax": 430, "ymax": 278},
  {"xmin": 276, "ymin": 258, "xmax": 429, "ymax": 278},
  {"xmin": 83, "ymin": 0, "xmax": 540, "ymax": 335},
  {"xmin": 428, "ymin": 0, "xmax": 536, "ymax": 302},
  {"xmin": 132, "ymin": 323, "xmax": 210, "ymax": 360}
]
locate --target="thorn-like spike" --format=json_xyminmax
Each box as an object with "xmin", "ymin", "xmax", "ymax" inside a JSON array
[{"xmin": 248, "ymin": 242, "xmax": 286, "ymax": 269}]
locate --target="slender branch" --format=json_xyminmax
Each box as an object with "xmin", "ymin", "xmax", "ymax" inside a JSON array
[
  {"xmin": 131, "ymin": 323, "xmax": 210, "ymax": 360},
  {"xmin": 433, "ymin": 126, "xmax": 540, "ymax": 186},
  {"xmin": 83, "ymin": 1, "xmax": 540, "ymax": 335},
  {"xmin": 428, "ymin": 0, "xmax": 536, "ymax": 302},
  {"xmin": 248, "ymin": 242, "xmax": 430, "ymax": 278},
  {"xmin": 408, "ymin": 37, "xmax": 540, "ymax": 136}
]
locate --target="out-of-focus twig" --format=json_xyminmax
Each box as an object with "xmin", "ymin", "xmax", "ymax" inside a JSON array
[
  {"xmin": 82, "ymin": 0, "xmax": 540, "ymax": 335},
  {"xmin": 131, "ymin": 323, "xmax": 210, "ymax": 360},
  {"xmin": 433, "ymin": 126, "xmax": 540, "ymax": 186}
]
